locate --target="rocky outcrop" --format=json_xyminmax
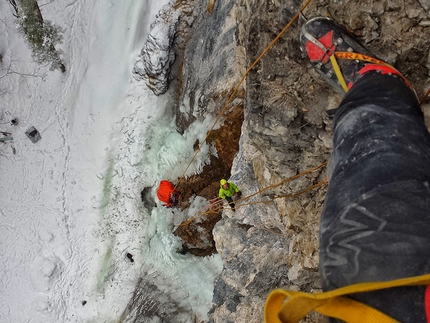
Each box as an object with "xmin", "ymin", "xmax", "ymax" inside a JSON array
[
  {"xmin": 133, "ymin": 0, "xmax": 200, "ymax": 95},
  {"xmin": 132, "ymin": 6, "xmax": 178, "ymax": 95}
]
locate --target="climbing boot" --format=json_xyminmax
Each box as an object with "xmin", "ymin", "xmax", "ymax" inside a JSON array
[{"xmin": 300, "ymin": 17, "xmax": 408, "ymax": 93}]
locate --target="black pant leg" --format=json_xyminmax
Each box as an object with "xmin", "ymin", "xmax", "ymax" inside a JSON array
[
  {"xmin": 226, "ymin": 197, "xmax": 235, "ymax": 211},
  {"xmin": 320, "ymin": 72, "xmax": 430, "ymax": 322}
]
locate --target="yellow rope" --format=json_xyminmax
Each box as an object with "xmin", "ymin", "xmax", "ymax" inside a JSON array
[
  {"xmin": 329, "ymin": 55, "xmax": 348, "ymax": 92},
  {"xmin": 265, "ymin": 273, "xmax": 430, "ymax": 323},
  {"xmin": 175, "ymin": 0, "xmax": 313, "ymax": 189}
]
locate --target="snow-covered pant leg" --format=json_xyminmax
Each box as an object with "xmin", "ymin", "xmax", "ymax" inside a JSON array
[{"xmin": 320, "ymin": 72, "xmax": 430, "ymax": 322}]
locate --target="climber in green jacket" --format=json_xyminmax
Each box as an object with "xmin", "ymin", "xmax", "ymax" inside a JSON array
[{"xmin": 218, "ymin": 179, "xmax": 242, "ymax": 211}]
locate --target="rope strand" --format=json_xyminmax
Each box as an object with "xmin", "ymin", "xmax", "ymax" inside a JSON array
[{"xmin": 179, "ymin": 162, "xmax": 327, "ymax": 232}]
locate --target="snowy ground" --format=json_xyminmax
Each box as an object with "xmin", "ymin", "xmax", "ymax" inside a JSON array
[{"xmin": 0, "ymin": 1, "xmax": 222, "ymax": 322}]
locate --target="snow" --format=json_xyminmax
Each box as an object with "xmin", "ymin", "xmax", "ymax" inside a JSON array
[{"xmin": 0, "ymin": 1, "xmax": 222, "ymax": 322}]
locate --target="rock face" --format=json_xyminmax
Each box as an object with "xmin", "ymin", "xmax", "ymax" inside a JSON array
[
  {"xmin": 134, "ymin": 0, "xmax": 430, "ymax": 322},
  {"xmin": 173, "ymin": 209, "xmax": 221, "ymax": 257},
  {"xmin": 179, "ymin": 0, "xmax": 331, "ymax": 321}
]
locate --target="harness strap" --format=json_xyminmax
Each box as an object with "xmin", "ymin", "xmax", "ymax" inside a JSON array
[{"xmin": 265, "ymin": 273, "xmax": 430, "ymax": 323}]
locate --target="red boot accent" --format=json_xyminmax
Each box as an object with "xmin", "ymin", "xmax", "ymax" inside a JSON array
[
  {"xmin": 305, "ymin": 31, "xmax": 334, "ymax": 64},
  {"xmin": 425, "ymin": 285, "xmax": 430, "ymax": 322}
]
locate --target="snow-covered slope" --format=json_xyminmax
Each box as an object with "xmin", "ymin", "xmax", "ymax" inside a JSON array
[{"xmin": 0, "ymin": 1, "xmax": 221, "ymax": 322}]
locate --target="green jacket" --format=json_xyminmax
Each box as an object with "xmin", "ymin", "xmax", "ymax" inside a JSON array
[{"xmin": 219, "ymin": 182, "xmax": 240, "ymax": 199}]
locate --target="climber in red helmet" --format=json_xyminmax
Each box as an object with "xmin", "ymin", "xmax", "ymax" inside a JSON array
[{"xmin": 157, "ymin": 180, "xmax": 181, "ymax": 208}]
